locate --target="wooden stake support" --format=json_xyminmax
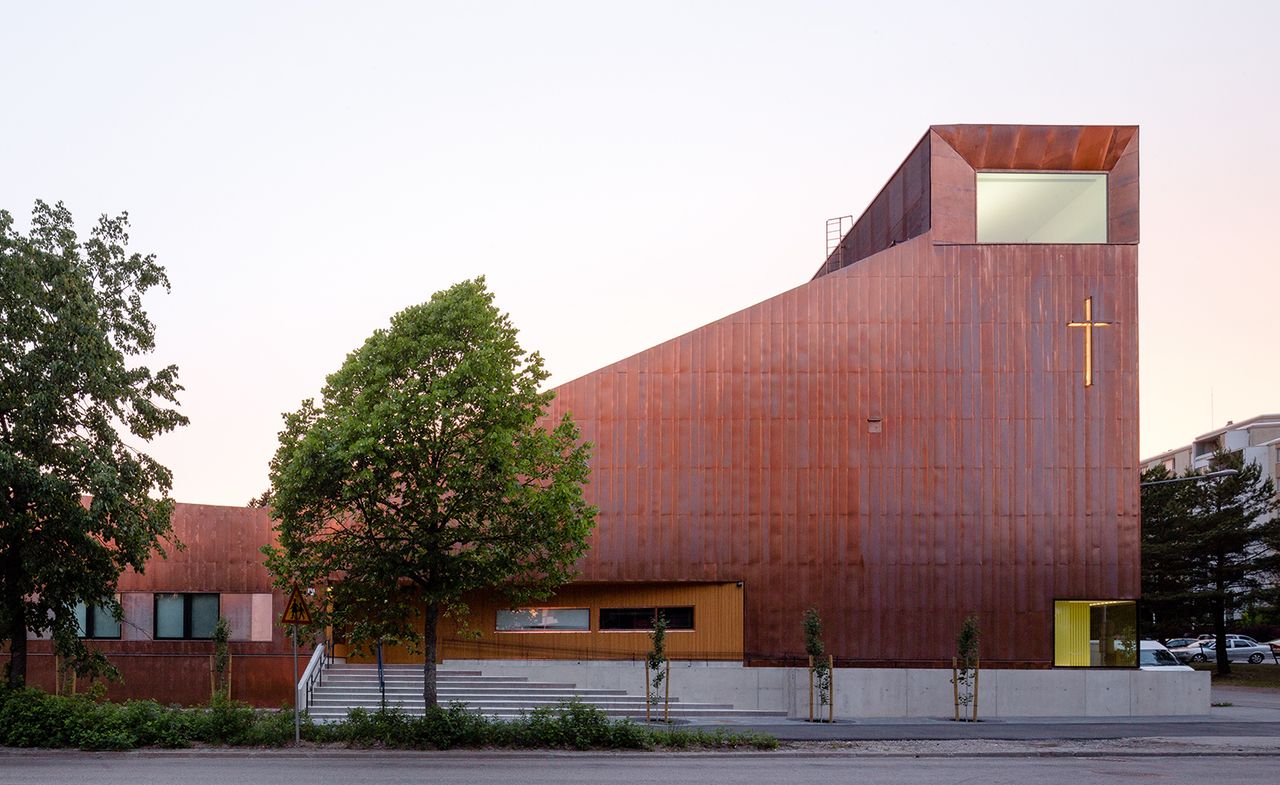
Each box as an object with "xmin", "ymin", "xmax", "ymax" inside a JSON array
[
  {"xmin": 972, "ymin": 657, "xmax": 980, "ymax": 722},
  {"xmin": 664, "ymin": 661, "xmax": 670, "ymax": 724},
  {"xmin": 644, "ymin": 659, "xmax": 670, "ymax": 723},
  {"xmin": 952, "ymin": 656, "xmax": 959, "ymax": 722},
  {"xmin": 808, "ymin": 654, "xmax": 835, "ymax": 722},
  {"xmin": 952, "ymin": 656, "xmax": 980, "ymax": 722},
  {"xmin": 54, "ymin": 655, "xmax": 76, "ymax": 697},
  {"xmin": 828, "ymin": 654, "xmax": 834, "ymax": 723},
  {"xmin": 210, "ymin": 650, "xmax": 234, "ymax": 700}
]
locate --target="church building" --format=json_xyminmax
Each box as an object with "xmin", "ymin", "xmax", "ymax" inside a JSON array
[{"xmin": 16, "ymin": 125, "xmax": 1188, "ymax": 715}]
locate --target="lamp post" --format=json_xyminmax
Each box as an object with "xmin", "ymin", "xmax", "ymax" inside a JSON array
[{"xmin": 1139, "ymin": 468, "xmax": 1238, "ymax": 487}]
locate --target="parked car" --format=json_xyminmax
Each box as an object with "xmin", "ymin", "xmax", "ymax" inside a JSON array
[
  {"xmin": 1163, "ymin": 637, "xmax": 1198, "ymax": 649},
  {"xmin": 1140, "ymin": 640, "xmax": 1193, "ymax": 671},
  {"xmin": 1172, "ymin": 639, "xmax": 1272, "ymax": 664},
  {"xmin": 1195, "ymin": 634, "xmax": 1259, "ymax": 645}
]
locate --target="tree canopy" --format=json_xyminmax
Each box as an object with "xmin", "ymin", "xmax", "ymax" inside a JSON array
[
  {"xmin": 0, "ymin": 201, "xmax": 186, "ymax": 687},
  {"xmin": 1141, "ymin": 451, "xmax": 1280, "ymax": 674},
  {"xmin": 263, "ymin": 277, "xmax": 595, "ymax": 705}
]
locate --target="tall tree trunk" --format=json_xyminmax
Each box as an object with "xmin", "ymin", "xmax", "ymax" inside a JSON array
[
  {"xmin": 4, "ymin": 584, "xmax": 26, "ymax": 688},
  {"xmin": 1212, "ymin": 591, "xmax": 1230, "ymax": 676},
  {"xmin": 423, "ymin": 601, "xmax": 439, "ymax": 708}
]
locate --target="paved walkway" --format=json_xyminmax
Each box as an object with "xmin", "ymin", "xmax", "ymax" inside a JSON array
[{"xmin": 671, "ymin": 685, "xmax": 1280, "ymax": 741}]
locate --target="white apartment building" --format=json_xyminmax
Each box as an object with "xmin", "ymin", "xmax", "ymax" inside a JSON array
[{"xmin": 1142, "ymin": 413, "xmax": 1280, "ymax": 489}]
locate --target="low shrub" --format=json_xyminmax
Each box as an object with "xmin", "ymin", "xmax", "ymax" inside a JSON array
[
  {"xmin": 120, "ymin": 699, "xmax": 193, "ymax": 748},
  {"xmin": 0, "ymin": 689, "xmax": 776, "ymax": 751}
]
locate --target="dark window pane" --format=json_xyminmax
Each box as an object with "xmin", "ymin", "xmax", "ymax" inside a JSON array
[
  {"xmin": 74, "ymin": 602, "xmax": 88, "ymax": 637},
  {"xmin": 155, "ymin": 594, "xmax": 184, "ymax": 638},
  {"xmin": 600, "ymin": 608, "xmax": 657, "ymax": 630},
  {"xmin": 658, "ymin": 607, "xmax": 694, "ymax": 630},
  {"xmin": 599, "ymin": 606, "xmax": 695, "ymax": 631},
  {"xmin": 190, "ymin": 595, "xmax": 219, "ymax": 639},
  {"xmin": 92, "ymin": 604, "xmax": 120, "ymax": 639}
]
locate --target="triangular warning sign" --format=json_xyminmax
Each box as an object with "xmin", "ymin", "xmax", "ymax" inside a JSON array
[{"xmin": 281, "ymin": 586, "xmax": 312, "ymax": 626}]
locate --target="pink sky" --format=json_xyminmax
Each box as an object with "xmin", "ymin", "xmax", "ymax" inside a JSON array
[{"xmin": 3, "ymin": 1, "xmax": 1277, "ymax": 505}]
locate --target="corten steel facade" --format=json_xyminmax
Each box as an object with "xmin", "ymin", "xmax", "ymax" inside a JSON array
[
  {"xmin": 10, "ymin": 504, "xmax": 296, "ymax": 706},
  {"xmin": 4, "ymin": 124, "xmax": 1141, "ymax": 704},
  {"xmin": 543, "ymin": 124, "xmax": 1140, "ymax": 667}
]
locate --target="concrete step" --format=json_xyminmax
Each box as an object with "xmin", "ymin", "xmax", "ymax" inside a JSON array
[
  {"xmin": 312, "ymin": 687, "xmax": 630, "ymax": 698},
  {"xmin": 304, "ymin": 664, "xmax": 786, "ymax": 723},
  {"xmin": 325, "ymin": 667, "xmax": 482, "ymax": 675},
  {"xmin": 319, "ymin": 678, "xmax": 551, "ymax": 688},
  {"xmin": 322, "ymin": 672, "xmax": 508, "ymax": 681},
  {"xmin": 306, "ymin": 705, "xmax": 787, "ymax": 720},
  {"xmin": 310, "ymin": 696, "xmax": 698, "ymax": 708}
]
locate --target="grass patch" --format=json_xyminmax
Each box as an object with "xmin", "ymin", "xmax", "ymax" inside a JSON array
[
  {"xmin": 1192, "ymin": 663, "xmax": 1280, "ymax": 689},
  {"xmin": 0, "ymin": 688, "xmax": 776, "ymax": 751}
]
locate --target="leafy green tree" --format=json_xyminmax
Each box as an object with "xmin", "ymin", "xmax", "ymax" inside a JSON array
[
  {"xmin": 646, "ymin": 612, "xmax": 668, "ymax": 709},
  {"xmin": 0, "ymin": 201, "xmax": 186, "ymax": 688},
  {"xmin": 802, "ymin": 608, "xmax": 829, "ymax": 712},
  {"xmin": 952, "ymin": 614, "xmax": 980, "ymax": 718},
  {"xmin": 1141, "ymin": 451, "xmax": 1280, "ymax": 675},
  {"xmin": 263, "ymin": 277, "xmax": 596, "ymax": 706},
  {"xmin": 211, "ymin": 616, "xmax": 232, "ymax": 700}
]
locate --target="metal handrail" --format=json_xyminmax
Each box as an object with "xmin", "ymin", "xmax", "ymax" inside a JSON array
[
  {"xmin": 375, "ymin": 640, "xmax": 386, "ymax": 707},
  {"xmin": 297, "ymin": 640, "xmax": 327, "ymax": 713}
]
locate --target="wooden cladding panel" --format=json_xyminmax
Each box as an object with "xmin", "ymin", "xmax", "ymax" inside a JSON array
[
  {"xmin": 548, "ymin": 233, "xmax": 1139, "ymax": 666},
  {"xmin": 343, "ymin": 583, "xmax": 744, "ymax": 663}
]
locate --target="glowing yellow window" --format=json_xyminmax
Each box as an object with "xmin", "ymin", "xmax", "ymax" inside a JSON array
[{"xmin": 1054, "ymin": 600, "xmax": 1137, "ymax": 667}]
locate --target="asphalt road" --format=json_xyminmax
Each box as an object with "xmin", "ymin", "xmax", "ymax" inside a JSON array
[
  {"xmin": 1, "ymin": 752, "xmax": 1277, "ymax": 785},
  {"xmin": 724, "ymin": 718, "xmax": 1280, "ymax": 741}
]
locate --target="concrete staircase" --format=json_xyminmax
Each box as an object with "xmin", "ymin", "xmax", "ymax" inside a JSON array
[{"xmin": 305, "ymin": 663, "xmax": 785, "ymax": 723}]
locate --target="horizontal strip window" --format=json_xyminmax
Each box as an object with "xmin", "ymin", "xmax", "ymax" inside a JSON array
[
  {"xmin": 154, "ymin": 593, "xmax": 220, "ymax": 640},
  {"xmin": 599, "ymin": 606, "xmax": 694, "ymax": 631},
  {"xmin": 74, "ymin": 601, "xmax": 121, "ymax": 640},
  {"xmin": 1053, "ymin": 600, "xmax": 1137, "ymax": 667},
  {"xmin": 496, "ymin": 608, "xmax": 589, "ymax": 632},
  {"xmin": 976, "ymin": 172, "xmax": 1107, "ymax": 244}
]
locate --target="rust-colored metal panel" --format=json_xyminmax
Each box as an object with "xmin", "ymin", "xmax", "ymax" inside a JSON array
[
  {"xmin": 818, "ymin": 125, "xmax": 1139, "ymax": 280},
  {"xmin": 932, "ymin": 124, "xmax": 1137, "ymax": 172},
  {"xmin": 929, "ymin": 129, "xmax": 977, "ymax": 246},
  {"xmin": 813, "ymin": 132, "xmax": 932, "ymax": 279},
  {"xmin": 117, "ymin": 503, "xmax": 278, "ymax": 594},
  {"xmin": 1108, "ymin": 129, "xmax": 1140, "ymax": 243},
  {"xmin": 549, "ymin": 224, "xmax": 1139, "ymax": 667},
  {"xmin": 4, "ymin": 643, "xmax": 294, "ymax": 706}
]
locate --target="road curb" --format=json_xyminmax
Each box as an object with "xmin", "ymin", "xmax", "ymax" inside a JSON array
[{"xmin": 3, "ymin": 746, "xmax": 1280, "ymax": 761}]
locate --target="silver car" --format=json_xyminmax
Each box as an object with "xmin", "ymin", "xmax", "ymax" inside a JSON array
[{"xmin": 1173, "ymin": 639, "xmax": 1272, "ymax": 664}]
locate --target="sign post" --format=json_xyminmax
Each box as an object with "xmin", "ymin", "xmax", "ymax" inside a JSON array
[{"xmin": 281, "ymin": 586, "xmax": 313, "ymax": 745}]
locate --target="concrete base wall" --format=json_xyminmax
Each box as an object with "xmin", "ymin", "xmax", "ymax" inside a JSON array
[{"xmin": 445, "ymin": 660, "xmax": 1211, "ymax": 718}]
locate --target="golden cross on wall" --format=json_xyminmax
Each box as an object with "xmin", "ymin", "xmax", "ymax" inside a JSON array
[{"xmin": 1066, "ymin": 296, "xmax": 1111, "ymax": 387}]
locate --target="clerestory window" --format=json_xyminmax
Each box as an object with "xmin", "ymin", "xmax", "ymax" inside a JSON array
[{"xmin": 976, "ymin": 172, "xmax": 1107, "ymax": 243}]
